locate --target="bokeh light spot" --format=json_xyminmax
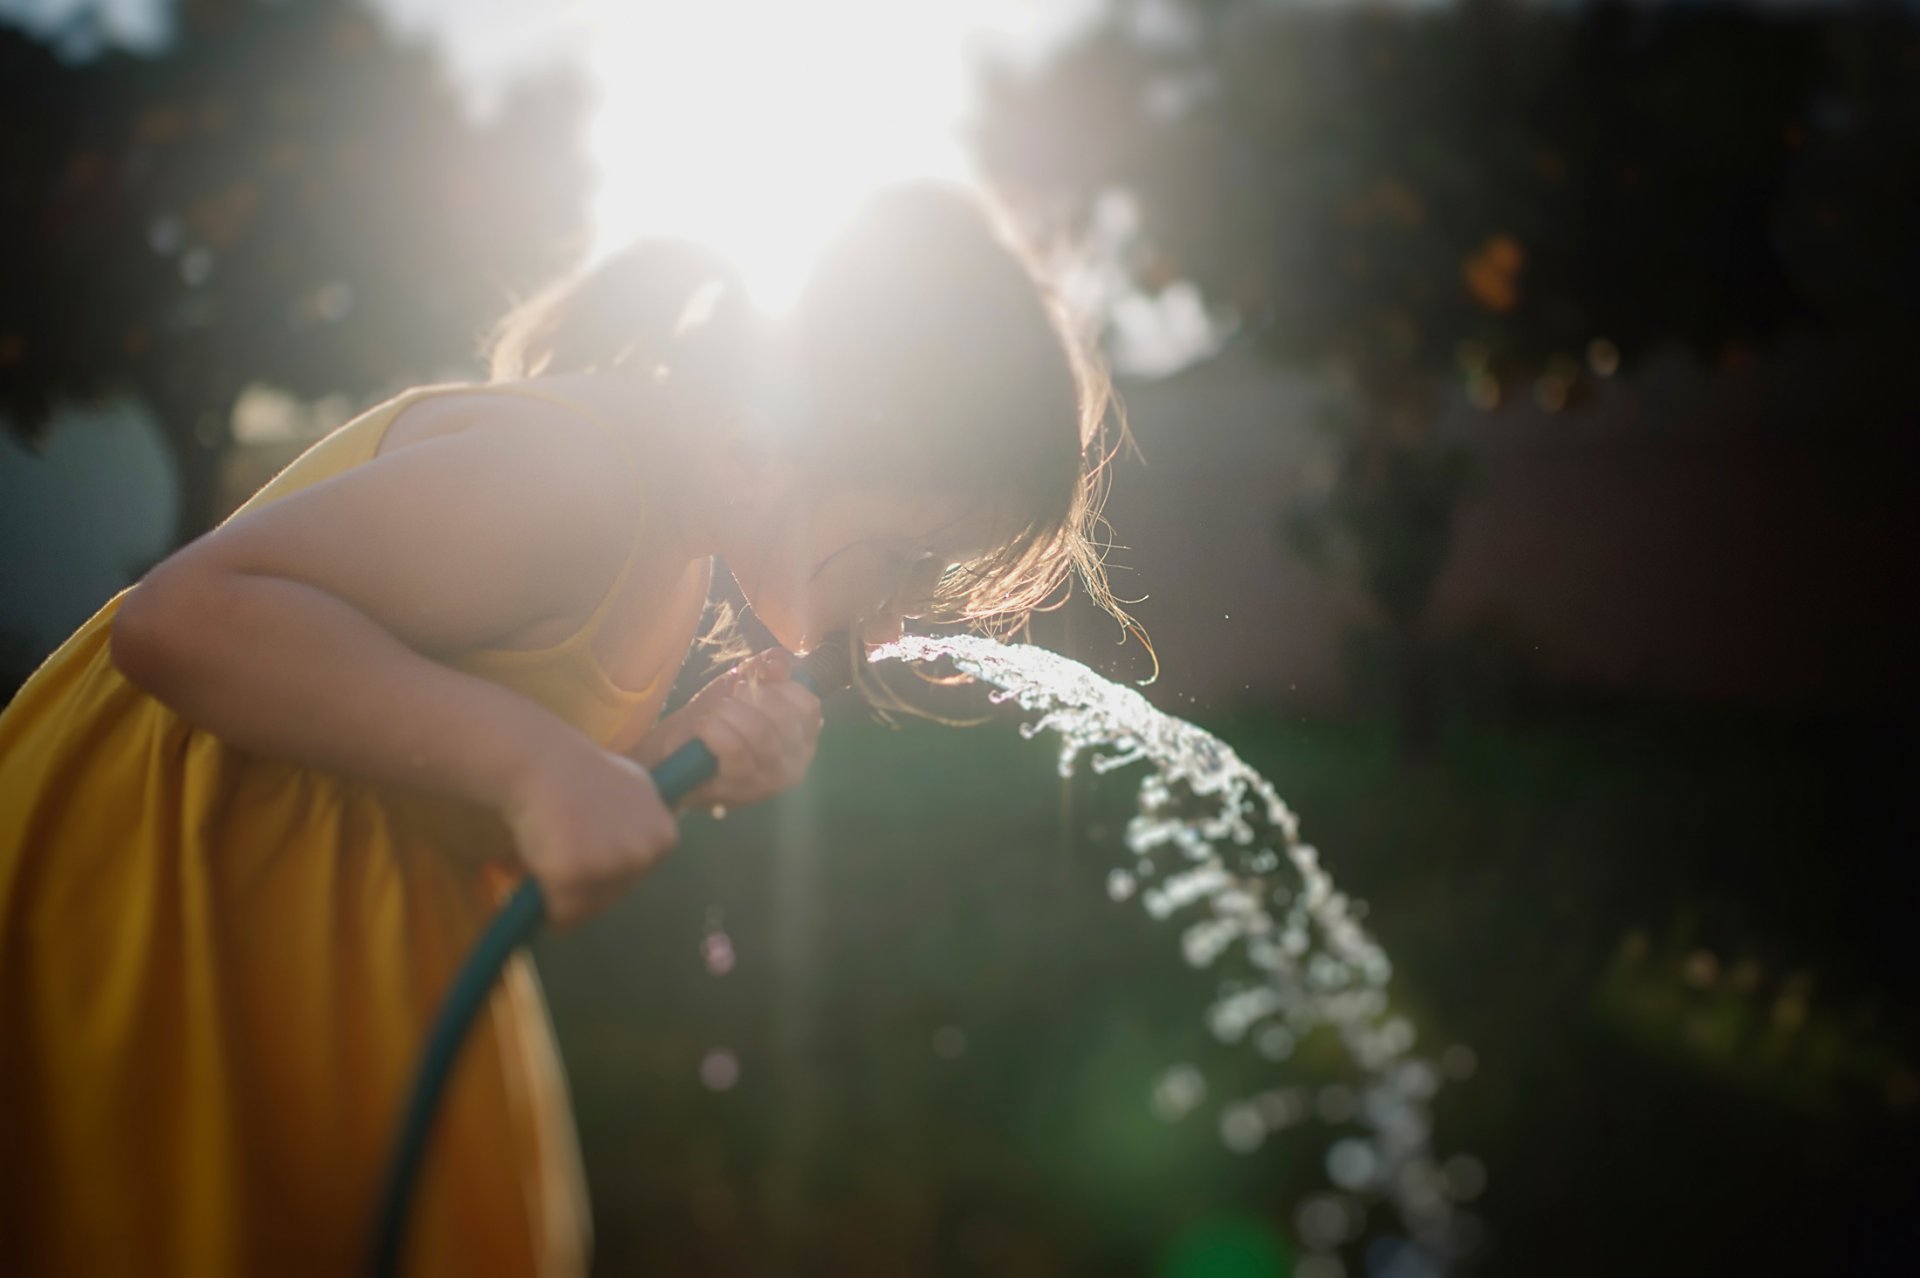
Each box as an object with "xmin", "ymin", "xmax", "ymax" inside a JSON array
[
  {"xmin": 1151, "ymin": 1063, "xmax": 1207, "ymax": 1122},
  {"xmin": 699, "ymin": 1048, "xmax": 740, "ymax": 1092}
]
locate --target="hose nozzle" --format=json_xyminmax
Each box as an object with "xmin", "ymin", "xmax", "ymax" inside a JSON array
[{"xmin": 794, "ymin": 631, "xmax": 857, "ymax": 698}]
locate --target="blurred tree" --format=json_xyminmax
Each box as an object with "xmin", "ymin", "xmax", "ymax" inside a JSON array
[
  {"xmin": 975, "ymin": 0, "xmax": 1920, "ymax": 759},
  {"xmin": 0, "ymin": 0, "xmax": 592, "ymax": 543}
]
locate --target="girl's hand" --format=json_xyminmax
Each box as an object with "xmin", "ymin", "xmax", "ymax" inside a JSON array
[
  {"xmin": 634, "ymin": 648, "xmax": 824, "ymax": 810},
  {"xmin": 502, "ymin": 736, "xmax": 680, "ymax": 928}
]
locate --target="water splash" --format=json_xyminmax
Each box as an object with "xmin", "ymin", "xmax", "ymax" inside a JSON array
[
  {"xmin": 869, "ymin": 634, "xmax": 1475, "ymax": 1272},
  {"xmin": 702, "ymin": 906, "xmax": 736, "ymax": 977}
]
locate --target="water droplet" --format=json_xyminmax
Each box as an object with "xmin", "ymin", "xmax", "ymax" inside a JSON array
[
  {"xmin": 699, "ymin": 1049, "xmax": 739, "ymax": 1092},
  {"xmin": 1219, "ymin": 1102, "xmax": 1265, "ymax": 1152},
  {"xmin": 1316, "ymin": 1085, "xmax": 1358, "ymax": 1124},
  {"xmin": 702, "ymin": 930, "xmax": 735, "ymax": 977},
  {"xmin": 1256, "ymin": 1025, "xmax": 1296, "ymax": 1060},
  {"xmin": 1327, "ymin": 1138, "xmax": 1378, "ymax": 1189},
  {"xmin": 1364, "ymin": 1237, "xmax": 1439, "ymax": 1278},
  {"xmin": 181, "ymin": 247, "xmax": 213, "ymax": 286},
  {"xmin": 1254, "ymin": 1087, "xmax": 1307, "ymax": 1127},
  {"xmin": 1393, "ymin": 1060, "xmax": 1440, "ymax": 1100},
  {"xmin": 1185, "ymin": 918, "xmax": 1239, "ymax": 969},
  {"xmin": 312, "ymin": 280, "xmax": 353, "ymax": 322},
  {"xmin": 147, "ymin": 216, "xmax": 182, "ymax": 255},
  {"xmin": 1441, "ymin": 1043, "xmax": 1478, "ymax": 1080},
  {"xmin": 1294, "ymin": 1194, "xmax": 1354, "ymax": 1250},
  {"xmin": 1150, "ymin": 1064, "xmax": 1206, "ymax": 1122},
  {"xmin": 1442, "ymin": 1154, "xmax": 1488, "ymax": 1202}
]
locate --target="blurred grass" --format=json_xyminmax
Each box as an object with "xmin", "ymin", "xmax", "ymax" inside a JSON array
[{"xmin": 536, "ymin": 691, "xmax": 1919, "ymax": 1276}]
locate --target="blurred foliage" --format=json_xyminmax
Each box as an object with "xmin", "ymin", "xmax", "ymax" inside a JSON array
[
  {"xmin": 975, "ymin": 0, "xmax": 1920, "ymax": 757},
  {"xmin": 541, "ymin": 688, "xmax": 1919, "ymax": 1276},
  {"xmin": 1595, "ymin": 923, "xmax": 1917, "ymax": 1116},
  {"xmin": 0, "ymin": 0, "xmax": 592, "ymax": 542}
]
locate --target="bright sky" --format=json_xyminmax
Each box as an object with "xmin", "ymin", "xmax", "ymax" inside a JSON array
[
  {"xmin": 376, "ymin": 0, "xmax": 1103, "ymax": 309},
  {"xmin": 371, "ymin": 0, "xmax": 1215, "ymax": 366}
]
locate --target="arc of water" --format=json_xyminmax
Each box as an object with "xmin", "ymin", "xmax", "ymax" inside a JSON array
[{"xmin": 870, "ymin": 635, "xmax": 1474, "ymax": 1273}]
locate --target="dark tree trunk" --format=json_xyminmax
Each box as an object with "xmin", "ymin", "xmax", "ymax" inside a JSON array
[
  {"xmin": 149, "ymin": 345, "xmax": 242, "ymax": 552},
  {"xmin": 149, "ymin": 370, "xmax": 238, "ymax": 548},
  {"xmin": 167, "ymin": 431, "xmax": 228, "ymax": 551},
  {"xmin": 1391, "ymin": 624, "xmax": 1441, "ymax": 767},
  {"xmin": 1350, "ymin": 373, "xmax": 1462, "ymax": 768}
]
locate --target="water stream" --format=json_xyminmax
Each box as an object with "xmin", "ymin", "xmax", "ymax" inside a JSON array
[{"xmin": 869, "ymin": 634, "xmax": 1478, "ymax": 1276}]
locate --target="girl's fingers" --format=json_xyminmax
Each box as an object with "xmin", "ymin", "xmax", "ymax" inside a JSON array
[
  {"xmin": 695, "ymin": 706, "xmax": 763, "ymax": 776},
  {"xmin": 736, "ymin": 679, "xmax": 818, "ymax": 755},
  {"xmin": 705, "ymin": 699, "xmax": 784, "ymax": 776},
  {"xmin": 771, "ymin": 679, "xmax": 824, "ymax": 731},
  {"xmin": 674, "ymin": 650, "xmax": 822, "ymax": 807},
  {"xmin": 739, "ymin": 647, "xmax": 796, "ymax": 682},
  {"xmin": 749, "ymin": 676, "xmax": 822, "ymax": 730}
]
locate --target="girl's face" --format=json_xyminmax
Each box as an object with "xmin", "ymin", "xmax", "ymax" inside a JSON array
[{"xmin": 725, "ymin": 478, "xmax": 996, "ymax": 654}]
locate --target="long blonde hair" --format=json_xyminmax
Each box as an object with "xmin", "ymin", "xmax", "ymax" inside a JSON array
[{"xmin": 483, "ymin": 182, "xmax": 1144, "ymax": 665}]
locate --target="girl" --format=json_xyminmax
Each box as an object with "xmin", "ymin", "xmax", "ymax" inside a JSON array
[{"xmin": 0, "ymin": 182, "xmax": 1129, "ymax": 1274}]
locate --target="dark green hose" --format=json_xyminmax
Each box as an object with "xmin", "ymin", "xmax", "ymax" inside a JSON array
[{"xmin": 370, "ymin": 642, "xmax": 847, "ymax": 1276}]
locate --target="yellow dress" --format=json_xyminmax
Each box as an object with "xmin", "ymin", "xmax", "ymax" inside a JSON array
[{"xmin": 0, "ymin": 382, "xmax": 710, "ymax": 1276}]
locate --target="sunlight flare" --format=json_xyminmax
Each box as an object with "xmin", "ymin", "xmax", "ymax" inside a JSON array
[{"xmin": 582, "ymin": 1, "xmax": 1040, "ymax": 309}]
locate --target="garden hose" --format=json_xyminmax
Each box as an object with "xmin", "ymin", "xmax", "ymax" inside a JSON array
[{"xmin": 370, "ymin": 636, "xmax": 853, "ymax": 1277}]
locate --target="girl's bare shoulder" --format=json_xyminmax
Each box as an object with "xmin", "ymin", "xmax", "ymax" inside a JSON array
[
  {"xmin": 376, "ymin": 382, "xmax": 627, "ymax": 465},
  {"xmin": 143, "ymin": 383, "xmax": 647, "ymax": 658}
]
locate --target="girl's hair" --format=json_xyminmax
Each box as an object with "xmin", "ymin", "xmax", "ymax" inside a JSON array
[{"xmin": 485, "ymin": 181, "xmax": 1140, "ymax": 653}]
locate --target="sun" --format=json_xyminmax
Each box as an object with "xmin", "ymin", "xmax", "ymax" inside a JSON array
[{"xmin": 581, "ymin": 1, "xmax": 998, "ymax": 312}]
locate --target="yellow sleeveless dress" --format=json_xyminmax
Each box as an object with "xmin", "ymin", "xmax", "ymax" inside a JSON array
[{"xmin": 0, "ymin": 382, "xmax": 711, "ymax": 1276}]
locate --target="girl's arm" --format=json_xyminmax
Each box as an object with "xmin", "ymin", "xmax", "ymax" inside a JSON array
[
  {"xmin": 112, "ymin": 406, "xmax": 634, "ymax": 810},
  {"xmin": 113, "ymin": 401, "xmax": 695, "ymax": 924}
]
